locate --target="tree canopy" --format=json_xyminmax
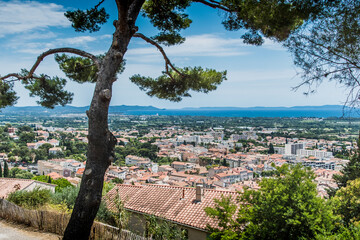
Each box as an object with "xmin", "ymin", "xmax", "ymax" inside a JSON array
[
  {"xmin": 328, "ymin": 132, "xmax": 360, "ymax": 197},
  {"xmin": 206, "ymin": 164, "xmax": 335, "ymax": 240},
  {"xmin": 286, "ymin": 0, "xmax": 360, "ymax": 108},
  {"xmin": 331, "ymin": 178, "xmax": 360, "ymax": 227}
]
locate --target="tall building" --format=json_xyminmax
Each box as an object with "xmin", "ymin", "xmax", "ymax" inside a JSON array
[{"xmin": 285, "ymin": 143, "xmax": 305, "ymax": 155}]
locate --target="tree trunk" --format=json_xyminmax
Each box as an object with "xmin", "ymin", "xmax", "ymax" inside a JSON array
[
  {"xmin": 63, "ymin": 18, "xmax": 135, "ymax": 240},
  {"xmin": 63, "ymin": 1, "xmax": 144, "ymax": 238}
]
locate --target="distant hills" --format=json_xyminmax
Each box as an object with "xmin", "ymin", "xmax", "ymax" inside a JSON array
[
  {"xmin": 0, "ymin": 105, "xmax": 163, "ymax": 115},
  {"xmin": 0, "ymin": 104, "xmax": 357, "ymax": 117},
  {"xmin": 182, "ymin": 105, "xmax": 348, "ymax": 111}
]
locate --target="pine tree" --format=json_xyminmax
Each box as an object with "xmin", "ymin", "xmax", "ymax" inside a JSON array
[
  {"xmin": 3, "ymin": 161, "xmax": 9, "ymax": 178},
  {"xmin": 0, "ymin": 1, "xmax": 336, "ymax": 239}
]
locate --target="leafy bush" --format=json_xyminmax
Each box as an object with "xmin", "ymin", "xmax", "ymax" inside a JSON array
[
  {"xmin": 96, "ymin": 201, "xmax": 117, "ymax": 226},
  {"xmin": 316, "ymin": 224, "xmax": 360, "ymax": 240},
  {"xmin": 7, "ymin": 187, "xmax": 52, "ymax": 208},
  {"xmin": 9, "ymin": 167, "xmax": 34, "ymax": 179},
  {"xmin": 52, "ymin": 178, "xmax": 74, "ymax": 192},
  {"xmin": 51, "ymin": 185, "xmax": 79, "ymax": 209},
  {"xmin": 206, "ymin": 164, "xmax": 336, "ymax": 240},
  {"xmin": 32, "ymin": 176, "xmax": 74, "ymax": 192},
  {"xmin": 145, "ymin": 215, "xmax": 188, "ymax": 240}
]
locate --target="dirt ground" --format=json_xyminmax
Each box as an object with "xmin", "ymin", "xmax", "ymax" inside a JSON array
[{"xmin": 0, "ymin": 219, "xmax": 61, "ymax": 240}]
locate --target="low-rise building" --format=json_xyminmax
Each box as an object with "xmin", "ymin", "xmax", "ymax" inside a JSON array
[
  {"xmin": 125, "ymin": 155, "xmax": 151, "ymax": 166},
  {"xmin": 0, "ymin": 178, "xmax": 56, "ymax": 199},
  {"xmin": 106, "ymin": 184, "xmax": 239, "ymax": 240}
]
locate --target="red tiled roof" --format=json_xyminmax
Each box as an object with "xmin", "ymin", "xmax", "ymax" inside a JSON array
[
  {"xmin": 0, "ymin": 178, "xmax": 55, "ymax": 198},
  {"xmin": 106, "ymin": 184, "xmax": 238, "ymax": 231},
  {"xmin": 47, "ymin": 172, "xmax": 62, "ymax": 180}
]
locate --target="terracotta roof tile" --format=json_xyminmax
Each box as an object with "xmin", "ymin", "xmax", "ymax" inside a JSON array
[
  {"xmin": 106, "ymin": 184, "xmax": 238, "ymax": 231},
  {"xmin": 0, "ymin": 178, "xmax": 55, "ymax": 198}
]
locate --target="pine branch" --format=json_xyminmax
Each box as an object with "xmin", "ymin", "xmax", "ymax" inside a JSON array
[
  {"xmin": 133, "ymin": 33, "xmax": 184, "ymax": 78},
  {"xmin": 94, "ymin": 0, "xmax": 106, "ymax": 9},
  {"xmin": 192, "ymin": 0, "xmax": 231, "ymax": 12},
  {"xmin": 0, "ymin": 48, "xmax": 100, "ymax": 81}
]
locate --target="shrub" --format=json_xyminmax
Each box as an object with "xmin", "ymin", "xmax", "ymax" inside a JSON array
[
  {"xmin": 96, "ymin": 201, "xmax": 117, "ymax": 226},
  {"xmin": 33, "ymin": 176, "xmax": 74, "ymax": 192},
  {"xmin": 7, "ymin": 187, "xmax": 52, "ymax": 208},
  {"xmin": 51, "ymin": 185, "xmax": 79, "ymax": 209}
]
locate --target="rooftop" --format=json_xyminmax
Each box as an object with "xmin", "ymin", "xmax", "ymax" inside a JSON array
[{"xmin": 106, "ymin": 184, "xmax": 238, "ymax": 231}]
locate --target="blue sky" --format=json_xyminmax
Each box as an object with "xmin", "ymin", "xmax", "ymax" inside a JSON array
[{"xmin": 0, "ymin": 0, "xmax": 349, "ymax": 108}]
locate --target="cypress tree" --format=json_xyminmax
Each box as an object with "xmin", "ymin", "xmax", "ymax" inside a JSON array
[
  {"xmin": 268, "ymin": 143, "xmax": 275, "ymax": 154},
  {"xmin": 3, "ymin": 161, "xmax": 9, "ymax": 178},
  {"xmin": 47, "ymin": 176, "xmax": 52, "ymax": 184},
  {"xmin": 0, "ymin": 161, "xmax": 2, "ymax": 177}
]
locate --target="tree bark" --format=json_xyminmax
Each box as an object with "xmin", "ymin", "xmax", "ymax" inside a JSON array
[{"xmin": 62, "ymin": 1, "xmax": 144, "ymax": 238}]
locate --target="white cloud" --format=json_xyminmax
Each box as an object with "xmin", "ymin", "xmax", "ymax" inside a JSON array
[
  {"xmin": 21, "ymin": 32, "xmax": 57, "ymax": 40},
  {"xmin": 6, "ymin": 35, "xmax": 103, "ymax": 55},
  {"xmin": 126, "ymin": 34, "xmax": 287, "ymax": 62},
  {"xmin": 59, "ymin": 36, "xmax": 97, "ymax": 45},
  {"xmin": 0, "ymin": 1, "xmax": 69, "ymax": 37},
  {"xmin": 127, "ymin": 34, "xmax": 251, "ymax": 60},
  {"xmin": 262, "ymin": 39, "xmax": 286, "ymax": 51}
]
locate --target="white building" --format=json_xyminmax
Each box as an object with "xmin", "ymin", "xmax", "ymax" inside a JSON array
[
  {"xmin": 285, "ymin": 143, "xmax": 305, "ymax": 155},
  {"xmin": 298, "ymin": 149, "xmax": 333, "ymax": 159}
]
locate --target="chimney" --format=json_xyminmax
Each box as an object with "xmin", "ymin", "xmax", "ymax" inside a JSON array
[{"xmin": 196, "ymin": 184, "xmax": 204, "ymax": 202}]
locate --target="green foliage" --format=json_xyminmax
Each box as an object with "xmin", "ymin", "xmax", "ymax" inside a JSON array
[
  {"xmin": 0, "ymin": 81, "xmax": 18, "ymax": 109},
  {"xmin": 111, "ymin": 178, "xmax": 124, "ymax": 184},
  {"xmin": 20, "ymin": 69, "xmax": 73, "ymax": 108},
  {"xmin": 141, "ymin": 0, "xmax": 331, "ymax": 46},
  {"xmin": 52, "ymin": 178, "xmax": 73, "ymax": 192},
  {"xmin": 157, "ymin": 157, "xmax": 177, "ymax": 166},
  {"xmin": 102, "ymin": 181, "xmax": 115, "ymax": 196},
  {"xmin": 130, "ymin": 67, "xmax": 226, "ymax": 102},
  {"xmin": 206, "ymin": 164, "xmax": 335, "ymax": 240},
  {"xmin": 39, "ymin": 143, "xmax": 53, "ymax": 152},
  {"xmin": 96, "ymin": 201, "xmax": 117, "ymax": 226},
  {"xmin": 3, "ymin": 161, "xmax": 9, "ymax": 177},
  {"xmin": 64, "ymin": 5, "xmax": 109, "ymax": 33},
  {"xmin": 51, "ymin": 185, "xmax": 80, "ymax": 209},
  {"xmin": 7, "ymin": 187, "xmax": 52, "ymax": 209},
  {"xmin": 55, "ymin": 54, "xmax": 127, "ymax": 84},
  {"xmin": 205, "ymin": 196, "xmax": 240, "ymax": 239},
  {"xmin": 316, "ymin": 224, "xmax": 360, "ymax": 240},
  {"xmin": 9, "ymin": 167, "xmax": 34, "ymax": 179},
  {"xmin": 151, "ymin": 32, "xmax": 185, "ymax": 46},
  {"xmin": 142, "ymin": 0, "xmax": 191, "ymax": 46},
  {"xmin": 145, "ymin": 215, "xmax": 188, "ymax": 240},
  {"xmin": 32, "ymin": 175, "xmax": 51, "ymax": 182},
  {"xmin": 330, "ymin": 133, "xmax": 360, "ymax": 197},
  {"xmin": 32, "ymin": 176, "xmax": 74, "ymax": 192},
  {"xmin": 99, "ymin": 189, "xmax": 129, "ymax": 229},
  {"xmin": 18, "ymin": 131, "xmax": 35, "ymax": 144},
  {"xmin": 286, "ymin": 0, "xmax": 360, "ymax": 106},
  {"xmin": 55, "ymin": 54, "xmax": 97, "ymax": 83},
  {"xmin": 17, "ymin": 125, "xmax": 33, "ymax": 132},
  {"xmin": 268, "ymin": 143, "xmax": 275, "ymax": 154},
  {"xmin": 221, "ymin": 0, "xmax": 334, "ymax": 44},
  {"xmin": 331, "ymin": 178, "xmax": 360, "ymax": 226},
  {"xmin": 114, "ymin": 141, "xmax": 159, "ymax": 162}
]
